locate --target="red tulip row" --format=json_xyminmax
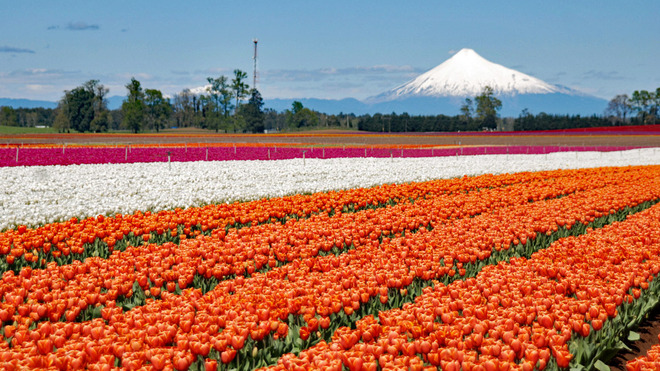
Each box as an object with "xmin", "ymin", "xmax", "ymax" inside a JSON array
[
  {"xmin": 0, "ymin": 167, "xmax": 657, "ymax": 370},
  {"xmin": 0, "ymin": 167, "xmax": 643, "ymax": 332},
  {"xmin": 263, "ymin": 200, "xmax": 660, "ymax": 371}
]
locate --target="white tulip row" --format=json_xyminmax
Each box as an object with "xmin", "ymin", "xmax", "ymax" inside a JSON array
[{"xmin": 1, "ymin": 148, "xmax": 659, "ymax": 231}]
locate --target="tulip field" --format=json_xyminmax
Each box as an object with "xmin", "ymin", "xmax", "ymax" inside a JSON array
[
  {"xmin": 1, "ymin": 143, "xmax": 660, "ymax": 370},
  {"xmin": 0, "ymin": 143, "xmax": 645, "ymax": 167}
]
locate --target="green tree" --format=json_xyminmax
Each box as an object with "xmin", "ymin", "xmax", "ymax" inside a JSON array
[
  {"xmin": 195, "ymin": 94, "xmax": 212, "ymax": 129},
  {"xmin": 475, "ymin": 86, "xmax": 502, "ymax": 129},
  {"xmin": 238, "ymin": 88, "xmax": 265, "ymax": 133},
  {"xmin": 231, "ymin": 69, "xmax": 249, "ymax": 131},
  {"xmin": 0, "ymin": 106, "xmax": 18, "ymax": 126},
  {"xmin": 90, "ymin": 81, "xmax": 109, "ymax": 132},
  {"xmin": 90, "ymin": 111, "xmax": 109, "ymax": 132},
  {"xmin": 630, "ymin": 89, "xmax": 657, "ymax": 124},
  {"xmin": 121, "ymin": 78, "xmax": 145, "ymax": 133},
  {"xmin": 291, "ymin": 101, "xmax": 303, "ymax": 115},
  {"xmin": 515, "ymin": 108, "xmax": 534, "ymax": 131},
  {"xmin": 66, "ymin": 86, "xmax": 95, "ymax": 132},
  {"xmin": 460, "ymin": 98, "xmax": 473, "ymax": 124},
  {"xmin": 286, "ymin": 101, "xmax": 319, "ymax": 128},
  {"xmin": 654, "ymin": 87, "xmax": 660, "ymax": 121},
  {"xmin": 144, "ymin": 89, "xmax": 171, "ymax": 132},
  {"xmin": 53, "ymin": 107, "xmax": 70, "ymax": 132},
  {"xmin": 206, "ymin": 76, "xmax": 233, "ymax": 132},
  {"xmin": 56, "ymin": 80, "xmax": 109, "ymax": 132}
]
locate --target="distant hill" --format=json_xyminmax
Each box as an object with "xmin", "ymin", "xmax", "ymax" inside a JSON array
[
  {"xmin": 0, "ymin": 98, "xmax": 57, "ymax": 109},
  {"xmin": 0, "ymin": 96, "xmax": 125, "ymax": 110}
]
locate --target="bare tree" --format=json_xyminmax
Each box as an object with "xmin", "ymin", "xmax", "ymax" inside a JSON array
[
  {"xmin": 173, "ymin": 89, "xmax": 194, "ymax": 127},
  {"xmin": 604, "ymin": 94, "xmax": 631, "ymax": 125}
]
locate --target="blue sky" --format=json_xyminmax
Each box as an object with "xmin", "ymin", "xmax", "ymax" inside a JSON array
[{"xmin": 1, "ymin": 1, "xmax": 658, "ymax": 102}]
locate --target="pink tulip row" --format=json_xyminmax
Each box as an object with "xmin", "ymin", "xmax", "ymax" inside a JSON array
[{"xmin": 0, "ymin": 145, "xmax": 641, "ymax": 167}]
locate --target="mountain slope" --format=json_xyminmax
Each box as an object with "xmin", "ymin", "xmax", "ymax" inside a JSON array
[
  {"xmin": 369, "ymin": 48, "xmax": 574, "ymax": 102},
  {"xmin": 356, "ymin": 48, "xmax": 606, "ymax": 116}
]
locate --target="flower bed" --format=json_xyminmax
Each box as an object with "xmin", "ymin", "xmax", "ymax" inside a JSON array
[
  {"xmin": 0, "ymin": 144, "xmax": 650, "ymax": 167},
  {"xmin": 0, "ymin": 165, "xmax": 658, "ymax": 369},
  {"xmin": 2, "ymin": 149, "xmax": 659, "ymax": 231}
]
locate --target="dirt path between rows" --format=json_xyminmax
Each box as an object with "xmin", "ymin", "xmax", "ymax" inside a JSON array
[
  {"xmin": 1, "ymin": 129, "xmax": 659, "ymax": 147},
  {"xmin": 608, "ymin": 304, "xmax": 660, "ymax": 370}
]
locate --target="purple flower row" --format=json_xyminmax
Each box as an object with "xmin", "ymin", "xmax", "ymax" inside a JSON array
[{"xmin": 0, "ymin": 145, "xmax": 642, "ymax": 167}]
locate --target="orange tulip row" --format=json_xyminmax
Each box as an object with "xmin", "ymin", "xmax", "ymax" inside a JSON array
[
  {"xmin": 0, "ymin": 166, "xmax": 642, "ymax": 275},
  {"xmin": 0, "ymin": 167, "xmax": 657, "ymax": 369},
  {"xmin": 627, "ymin": 337, "xmax": 660, "ymax": 370},
  {"xmin": 1, "ymin": 169, "xmax": 557, "ymax": 274},
  {"xmin": 0, "ymin": 167, "xmax": 644, "ymax": 333},
  {"xmin": 263, "ymin": 200, "xmax": 660, "ymax": 371}
]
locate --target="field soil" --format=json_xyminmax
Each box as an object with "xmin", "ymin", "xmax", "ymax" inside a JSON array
[
  {"xmin": 608, "ymin": 304, "xmax": 660, "ymax": 369},
  {"xmin": 1, "ymin": 128, "xmax": 658, "ymax": 147}
]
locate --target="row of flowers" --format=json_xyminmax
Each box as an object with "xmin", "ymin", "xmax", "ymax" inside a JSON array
[
  {"xmin": 263, "ymin": 199, "xmax": 660, "ymax": 371},
  {"xmin": 0, "ymin": 167, "xmax": 627, "ymax": 330},
  {"xmin": 0, "ymin": 167, "xmax": 657, "ymax": 369},
  {"xmin": 0, "ymin": 145, "xmax": 645, "ymax": 167},
  {"xmin": 2, "ymin": 148, "xmax": 659, "ymax": 231},
  {"xmin": 0, "ymin": 168, "xmax": 555, "ymax": 272}
]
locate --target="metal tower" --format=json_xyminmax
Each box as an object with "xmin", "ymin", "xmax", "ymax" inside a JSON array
[{"xmin": 252, "ymin": 39, "xmax": 258, "ymax": 90}]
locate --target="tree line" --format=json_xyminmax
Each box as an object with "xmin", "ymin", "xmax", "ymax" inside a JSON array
[
  {"xmin": 604, "ymin": 88, "xmax": 660, "ymax": 125},
  {"xmin": 355, "ymin": 112, "xmax": 612, "ymax": 132},
  {"xmin": 0, "ymin": 107, "xmax": 55, "ymax": 128},
  {"xmin": 0, "ymin": 69, "xmax": 265, "ymax": 133},
  {"xmin": 1, "ymin": 81, "xmax": 658, "ymax": 132},
  {"xmin": 48, "ymin": 69, "xmax": 265, "ymax": 133},
  {"xmin": 0, "ymin": 69, "xmax": 357, "ymax": 133}
]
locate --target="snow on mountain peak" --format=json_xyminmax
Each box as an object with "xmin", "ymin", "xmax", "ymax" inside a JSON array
[{"xmin": 371, "ymin": 48, "xmax": 569, "ymax": 101}]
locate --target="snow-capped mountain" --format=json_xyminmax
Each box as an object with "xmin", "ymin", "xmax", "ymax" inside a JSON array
[
  {"xmin": 369, "ymin": 48, "xmax": 572, "ymax": 102},
  {"xmin": 352, "ymin": 48, "xmax": 607, "ymax": 116}
]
